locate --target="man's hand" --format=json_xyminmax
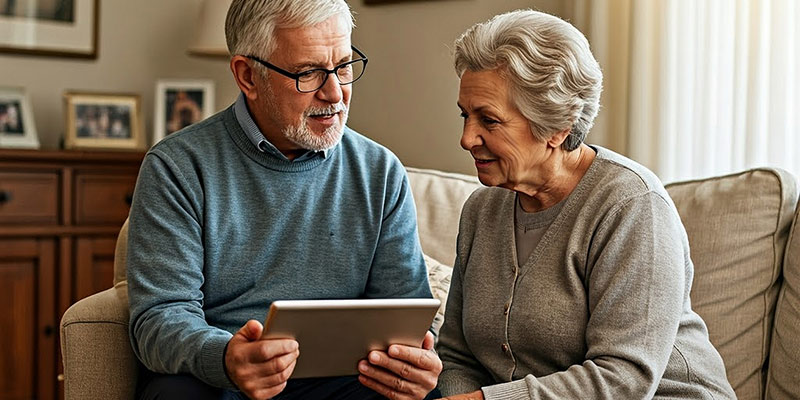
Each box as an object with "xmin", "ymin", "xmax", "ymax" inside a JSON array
[
  {"xmin": 225, "ymin": 320, "xmax": 299, "ymax": 400},
  {"xmin": 438, "ymin": 390, "xmax": 485, "ymax": 400},
  {"xmin": 358, "ymin": 330, "xmax": 442, "ymax": 400}
]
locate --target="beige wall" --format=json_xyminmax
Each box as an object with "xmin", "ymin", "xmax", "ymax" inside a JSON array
[
  {"xmin": 349, "ymin": 0, "xmax": 566, "ymax": 174},
  {"xmin": 0, "ymin": 0, "xmax": 238, "ymax": 150},
  {"xmin": 1, "ymin": 0, "xmax": 566, "ymax": 175}
]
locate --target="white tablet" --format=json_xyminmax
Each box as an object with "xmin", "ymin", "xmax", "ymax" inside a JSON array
[{"xmin": 261, "ymin": 298, "xmax": 440, "ymax": 379}]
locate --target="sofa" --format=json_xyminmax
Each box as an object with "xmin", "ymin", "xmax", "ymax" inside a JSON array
[{"xmin": 60, "ymin": 166, "xmax": 800, "ymax": 399}]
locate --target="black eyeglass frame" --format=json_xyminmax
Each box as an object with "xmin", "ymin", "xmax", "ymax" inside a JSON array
[{"xmin": 245, "ymin": 46, "xmax": 369, "ymax": 93}]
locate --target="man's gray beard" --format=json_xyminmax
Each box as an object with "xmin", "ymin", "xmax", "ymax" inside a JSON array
[{"xmin": 284, "ymin": 104, "xmax": 348, "ymax": 151}]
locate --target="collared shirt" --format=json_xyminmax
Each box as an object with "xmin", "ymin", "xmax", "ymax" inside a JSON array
[{"xmin": 233, "ymin": 93, "xmax": 328, "ymax": 162}]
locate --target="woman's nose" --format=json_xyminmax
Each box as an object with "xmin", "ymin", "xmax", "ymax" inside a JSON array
[{"xmin": 460, "ymin": 123, "xmax": 482, "ymax": 151}]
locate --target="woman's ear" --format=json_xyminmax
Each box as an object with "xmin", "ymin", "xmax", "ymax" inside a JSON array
[
  {"xmin": 547, "ymin": 127, "xmax": 572, "ymax": 148},
  {"xmin": 230, "ymin": 55, "xmax": 260, "ymax": 100}
]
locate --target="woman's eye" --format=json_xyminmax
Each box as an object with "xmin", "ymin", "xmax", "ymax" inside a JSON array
[{"xmin": 482, "ymin": 117, "xmax": 499, "ymax": 125}]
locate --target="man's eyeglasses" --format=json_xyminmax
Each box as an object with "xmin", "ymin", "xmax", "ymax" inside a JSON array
[{"xmin": 246, "ymin": 46, "xmax": 368, "ymax": 93}]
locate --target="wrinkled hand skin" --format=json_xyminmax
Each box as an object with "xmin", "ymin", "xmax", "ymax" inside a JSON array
[
  {"xmin": 358, "ymin": 331, "xmax": 443, "ymax": 400},
  {"xmin": 224, "ymin": 319, "xmax": 300, "ymax": 400}
]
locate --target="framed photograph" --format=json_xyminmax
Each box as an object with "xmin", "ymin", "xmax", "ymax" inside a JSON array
[
  {"xmin": 0, "ymin": 86, "xmax": 39, "ymax": 148},
  {"xmin": 153, "ymin": 79, "xmax": 215, "ymax": 145},
  {"xmin": 0, "ymin": 0, "xmax": 99, "ymax": 58},
  {"xmin": 64, "ymin": 92, "xmax": 145, "ymax": 151}
]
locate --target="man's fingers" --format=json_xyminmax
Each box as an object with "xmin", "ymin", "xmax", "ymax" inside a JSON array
[
  {"xmin": 388, "ymin": 344, "xmax": 442, "ymax": 373},
  {"xmin": 256, "ymin": 349, "xmax": 300, "ymax": 377},
  {"xmin": 243, "ymin": 319, "xmax": 264, "ymax": 340},
  {"xmin": 248, "ymin": 356, "xmax": 299, "ymax": 388},
  {"xmin": 359, "ymin": 356, "xmax": 436, "ymax": 397},
  {"xmin": 229, "ymin": 349, "xmax": 298, "ymax": 399},
  {"xmin": 249, "ymin": 339, "xmax": 299, "ymax": 363},
  {"xmin": 231, "ymin": 320, "xmax": 264, "ymax": 344},
  {"xmin": 358, "ymin": 373, "xmax": 415, "ymax": 400},
  {"xmin": 360, "ymin": 357, "xmax": 410, "ymax": 391},
  {"xmin": 421, "ymin": 331, "xmax": 435, "ymax": 350}
]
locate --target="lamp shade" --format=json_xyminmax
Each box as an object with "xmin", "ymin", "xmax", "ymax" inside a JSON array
[{"xmin": 187, "ymin": 0, "xmax": 232, "ymax": 57}]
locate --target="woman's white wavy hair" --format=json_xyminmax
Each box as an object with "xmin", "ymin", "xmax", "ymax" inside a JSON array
[
  {"xmin": 454, "ymin": 9, "xmax": 603, "ymax": 151},
  {"xmin": 225, "ymin": 0, "xmax": 354, "ymax": 61}
]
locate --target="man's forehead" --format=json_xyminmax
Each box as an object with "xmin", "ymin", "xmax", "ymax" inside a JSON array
[
  {"xmin": 274, "ymin": 14, "xmax": 351, "ymax": 41},
  {"xmin": 271, "ymin": 27, "xmax": 352, "ymax": 66}
]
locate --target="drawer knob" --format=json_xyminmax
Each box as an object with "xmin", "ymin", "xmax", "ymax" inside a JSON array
[{"xmin": 0, "ymin": 190, "xmax": 10, "ymax": 204}]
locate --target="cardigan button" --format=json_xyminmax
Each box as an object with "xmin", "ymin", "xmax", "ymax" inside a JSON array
[
  {"xmin": 503, "ymin": 303, "xmax": 510, "ymax": 315},
  {"xmin": 501, "ymin": 343, "xmax": 509, "ymax": 352}
]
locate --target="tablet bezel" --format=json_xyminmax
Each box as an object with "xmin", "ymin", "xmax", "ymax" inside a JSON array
[{"xmin": 262, "ymin": 298, "xmax": 440, "ymax": 379}]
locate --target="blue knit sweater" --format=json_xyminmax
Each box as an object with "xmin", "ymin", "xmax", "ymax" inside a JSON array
[{"xmin": 126, "ymin": 105, "xmax": 431, "ymax": 388}]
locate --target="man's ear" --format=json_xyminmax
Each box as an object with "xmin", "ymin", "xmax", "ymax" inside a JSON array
[
  {"xmin": 547, "ymin": 127, "xmax": 572, "ymax": 148},
  {"xmin": 230, "ymin": 55, "xmax": 260, "ymax": 100}
]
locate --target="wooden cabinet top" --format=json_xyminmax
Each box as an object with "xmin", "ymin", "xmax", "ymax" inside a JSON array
[{"xmin": 0, "ymin": 149, "xmax": 146, "ymax": 165}]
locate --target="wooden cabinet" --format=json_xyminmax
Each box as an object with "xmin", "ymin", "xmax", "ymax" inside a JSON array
[{"xmin": 0, "ymin": 149, "xmax": 144, "ymax": 400}]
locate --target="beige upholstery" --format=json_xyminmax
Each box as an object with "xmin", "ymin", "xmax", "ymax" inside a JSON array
[
  {"xmin": 112, "ymin": 219, "xmax": 130, "ymax": 285},
  {"xmin": 406, "ymin": 167, "xmax": 481, "ymax": 266},
  {"xmin": 60, "ymin": 282, "xmax": 138, "ymax": 399},
  {"xmin": 665, "ymin": 168, "xmax": 798, "ymax": 399},
  {"xmin": 766, "ymin": 200, "xmax": 800, "ymax": 398},
  {"xmin": 60, "ymin": 166, "xmax": 800, "ymax": 400}
]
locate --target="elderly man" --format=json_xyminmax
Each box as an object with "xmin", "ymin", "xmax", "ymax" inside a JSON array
[{"xmin": 126, "ymin": 1, "xmax": 441, "ymax": 399}]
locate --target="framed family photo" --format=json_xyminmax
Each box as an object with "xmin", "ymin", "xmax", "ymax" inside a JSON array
[
  {"xmin": 0, "ymin": 86, "xmax": 39, "ymax": 148},
  {"xmin": 64, "ymin": 92, "xmax": 145, "ymax": 151},
  {"xmin": 0, "ymin": 0, "xmax": 99, "ymax": 58},
  {"xmin": 153, "ymin": 79, "xmax": 214, "ymax": 145}
]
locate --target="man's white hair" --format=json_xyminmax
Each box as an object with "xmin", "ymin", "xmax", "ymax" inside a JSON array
[
  {"xmin": 225, "ymin": 0, "xmax": 354, "ymax": 60},
  {"xmin": 454, "ymin": 9, "xmax": 603, "ymax": 151}
]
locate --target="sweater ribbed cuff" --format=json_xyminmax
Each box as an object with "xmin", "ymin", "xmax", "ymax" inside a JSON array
[
  {"xmin": 200, "ymin": 333, "xmax": 236, "ymax": 389},
  {"xmin": 482, "ymin": 379, "xmax": 531, "ymax": 400}
]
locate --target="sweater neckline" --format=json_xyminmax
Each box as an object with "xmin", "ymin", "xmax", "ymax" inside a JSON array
[
  {"xmin": 222, "ymin": 106, "xmax": 337, "ymax": 173},
  {"xmin": 507, "ymin": 146, "xmax": 605, "ymax": 273}
]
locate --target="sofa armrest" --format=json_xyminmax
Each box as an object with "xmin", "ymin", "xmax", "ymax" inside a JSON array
[{"xmin": 60, "ymin": 281, "xmax": 139, "ymax": 400}]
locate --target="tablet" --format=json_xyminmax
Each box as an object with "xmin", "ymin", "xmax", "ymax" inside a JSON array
[{"xmin": 261, "ymin": 298, "xmax": 441, "ymax": 379}]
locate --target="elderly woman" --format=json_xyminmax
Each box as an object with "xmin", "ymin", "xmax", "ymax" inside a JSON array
[{"xmin": 435, "ymin": 10, "xmax": 736, "ymax": 400}]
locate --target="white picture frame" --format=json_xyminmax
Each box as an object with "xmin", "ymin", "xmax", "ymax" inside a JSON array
[
  {"xmin": 153, "ymin": 79, "xmax": 215, "ymax": 145},
  {"xmin": 0, "ymin": 86, "xmax": 40, "ymax": 149}
]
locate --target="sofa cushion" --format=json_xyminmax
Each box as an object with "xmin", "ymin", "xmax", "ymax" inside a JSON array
[
  {"xmin": 424, "ymin": 253, "xmax": 453, "ymax": 337},
  {"xmin": 665, "ymin": 168, "xmax": 798, "ymax": 400},
  {"xmin": 60, "ymin": 281, "xmax": 139, "ymax": 399},
  {"xmin": 407, "ymin": 167, "xmax": 481, "ymax": 266},
  {"xmin": 113, "ymin": 219, "xmax": 129, "ymax": 285},
  {"xmin": 767, "ymin": 200, "xmax": 800, "ymax": 399}
]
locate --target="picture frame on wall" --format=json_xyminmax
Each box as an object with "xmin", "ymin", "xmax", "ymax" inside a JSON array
[
  {"xmin": 0, "ymin": 0, "xmax": 99, "ymax": 58},
  {"xmin": 153, "ymin": 79, "xmax": 215, "ymax": 145},
  {"xmin": 0, "ymin": 86, "xmax": 39, "ymax": 148},
  {"xmin": 64, "ymin": 92, "xmax": 145, "ymax": 151}
]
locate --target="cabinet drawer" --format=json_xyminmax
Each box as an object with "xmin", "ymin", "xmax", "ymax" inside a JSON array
[
  {"xmin": 0, "ymin": 172, "xmax": 59, "ymax": 225},
  {"xmin": 74, "ymin": 173, "xmax": 137, "ymax": 225}
]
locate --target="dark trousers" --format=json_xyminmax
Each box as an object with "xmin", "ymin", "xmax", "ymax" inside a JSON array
[{"xmin": 137, "ymin": 369, "xmax": 442, "ymax": 400}]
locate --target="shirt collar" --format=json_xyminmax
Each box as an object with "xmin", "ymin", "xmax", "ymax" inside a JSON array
[{"xmin": 233, "ymin": 93, "xmax": 328, "ymax": 161}]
